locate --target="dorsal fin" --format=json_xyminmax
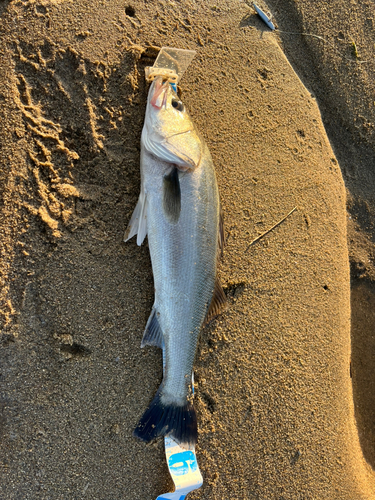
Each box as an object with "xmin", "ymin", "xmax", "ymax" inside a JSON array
[
  {"xmin": 218, "ymin": 203, "xmax": 225, "ymax": 259},
  {"xmin": 204, "ymin": 276, "xmax": 227, "ymax": 325}
]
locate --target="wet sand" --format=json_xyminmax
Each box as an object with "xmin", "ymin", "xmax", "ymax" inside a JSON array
[{"xmin": 1, "ymin": 1, "xmax": 375, "ymax": 498}]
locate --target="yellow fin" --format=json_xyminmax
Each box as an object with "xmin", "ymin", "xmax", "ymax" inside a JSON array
[{"xmin": 204, "ymin": 277, "xmax": 227, "ymax": 325}]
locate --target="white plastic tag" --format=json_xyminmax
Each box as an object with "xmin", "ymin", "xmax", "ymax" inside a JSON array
[{"xmin": 156, "ymin": 437, "xmax": 203, "ymax": 500}]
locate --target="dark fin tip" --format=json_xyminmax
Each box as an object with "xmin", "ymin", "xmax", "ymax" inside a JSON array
[
  {"xmin": 163, "ymin": 166, "xmax": 181, "ymax": 224},
  {"xmin": 134, "ymin": 388, "xmax": 197, "ymax": 447}
]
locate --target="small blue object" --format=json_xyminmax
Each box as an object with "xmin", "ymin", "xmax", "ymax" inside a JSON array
[
  {"xmin": 170, "ymin": 82, "xmax": 177, "ymax": 92},
  {"xmin": 168, "ymin": 450, "xmax": 198, "ymax": 476},
  {"xmin": 253, "ymin": 2, "xmax": 275, "ymax": 30},
  {"xmin": 158, "ymin": 496, "xmax": 185, "ymax": 500}
]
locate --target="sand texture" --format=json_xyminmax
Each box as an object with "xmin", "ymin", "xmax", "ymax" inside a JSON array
[{"xmin": 1, "ymin": 1, "xmax": 375, "ymax": 499}]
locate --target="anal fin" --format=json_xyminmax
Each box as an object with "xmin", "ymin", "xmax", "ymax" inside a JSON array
[
  {"xmin": 204, "ymin": 276, "xmax": 227, "ymax": 325},
  {"xmin": 141, "ymin": 308, "xmax": 164, "ymax": 348}
]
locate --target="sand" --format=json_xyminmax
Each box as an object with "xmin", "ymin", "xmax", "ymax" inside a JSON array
[{"xmin": 1, "ymin": 0, "xmax": 375, "ymax": 498}]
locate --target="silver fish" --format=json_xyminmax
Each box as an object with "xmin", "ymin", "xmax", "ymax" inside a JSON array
[{"xmin": 125, "ymin": 77, "xmax": 226, "ymax": 447}]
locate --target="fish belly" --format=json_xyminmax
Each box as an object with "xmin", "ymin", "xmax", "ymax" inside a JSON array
[{"xmin": 134, "ymin": 145, "xmax": 219, "ymax": 446}]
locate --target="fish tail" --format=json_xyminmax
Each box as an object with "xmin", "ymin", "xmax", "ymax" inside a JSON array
[{"xmin": 134, "ymin": 386, "xmax": 197, "ymax": 447}]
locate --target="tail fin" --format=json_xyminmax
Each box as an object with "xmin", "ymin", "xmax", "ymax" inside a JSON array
[{"xmin": 134, "ymin": 386, "xmax": 197, "ymax": 447}]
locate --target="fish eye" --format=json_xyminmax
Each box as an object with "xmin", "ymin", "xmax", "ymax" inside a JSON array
[{"xmin": 171, "ymin": 98, "xmax": 184, "ymax": 112}]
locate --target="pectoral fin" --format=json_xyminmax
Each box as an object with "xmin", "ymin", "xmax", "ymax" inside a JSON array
[
  {"xmin": 204, "ymin": 277, "xmax": 227, "ymax": 325},
  {"xmin": 124, "ymin": 190, "xmax": 148, "ymax": 246},
  {"xmin": 163, "ymin": 166, "xmax": 181, "ymax": 224}
]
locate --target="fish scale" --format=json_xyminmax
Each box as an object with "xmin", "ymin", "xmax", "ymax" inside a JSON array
[{"xmin": 147, "ymin": 146, "xmax": 218, "ymax": 404}]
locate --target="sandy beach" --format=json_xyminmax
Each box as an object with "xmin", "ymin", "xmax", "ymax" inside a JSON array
[{"xmin": 1, "ymin": 0, "xmax": 375, "ymax": 498}]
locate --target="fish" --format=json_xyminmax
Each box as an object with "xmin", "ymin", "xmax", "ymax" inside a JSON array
[{"xmin": 125, "ymin": 76, "xmax": 226, "ymax": 448}]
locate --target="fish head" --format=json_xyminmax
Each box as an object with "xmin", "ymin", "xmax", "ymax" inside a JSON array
[{"xmin": 142, "ymin": 77, "xmax": 202, "ymax": 171}]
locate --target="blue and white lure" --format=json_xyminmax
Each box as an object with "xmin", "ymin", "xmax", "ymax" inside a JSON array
[{"xmin": 253, "ymin": 2, "xmax": 275, "ymax": 31}]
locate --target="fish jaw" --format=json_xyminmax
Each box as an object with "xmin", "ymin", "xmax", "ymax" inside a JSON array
[{"xmin": 150, "ymin": 78, "xmax": 169, "ymax": 109}]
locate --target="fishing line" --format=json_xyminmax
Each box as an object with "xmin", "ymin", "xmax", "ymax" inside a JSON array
[
  {"xmin": 252, "ymin": 2, "xmax": 371, "ymax": 65},
  {"xmin": 274, "ymin": 30, "xmax": 370, "ymax": 65}
]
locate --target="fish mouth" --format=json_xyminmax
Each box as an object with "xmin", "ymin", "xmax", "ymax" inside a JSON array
[{"xmin": 150, "ymin": 77, "xmax": 169, "ymax": 109}]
